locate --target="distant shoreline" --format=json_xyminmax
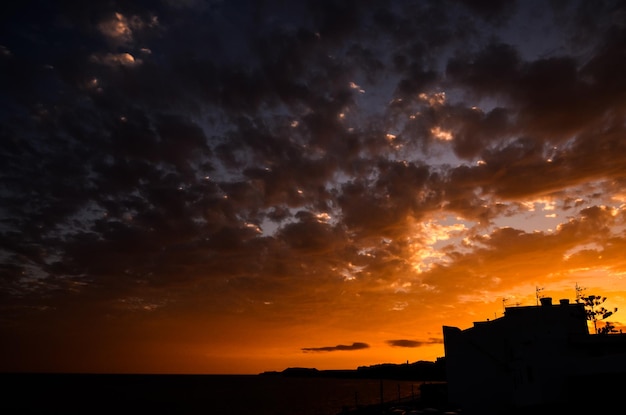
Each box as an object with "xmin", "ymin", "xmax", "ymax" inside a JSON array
[{"xmin": 262, "ymin": 359, "xmax": 446, "ymax": 381}]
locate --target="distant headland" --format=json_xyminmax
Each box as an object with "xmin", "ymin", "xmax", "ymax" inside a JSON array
[{"xmin": 260, "ymin": 359, "xmax": 446, "ymax": 381}]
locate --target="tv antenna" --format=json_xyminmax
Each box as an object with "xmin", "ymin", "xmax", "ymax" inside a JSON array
[{"xmin": 535, "ymin": 286, "xmax": 544, "ymax": 306}]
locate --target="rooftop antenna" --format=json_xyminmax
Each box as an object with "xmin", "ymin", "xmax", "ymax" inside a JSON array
[{"xmin": 535, "ymin": 286, "xmax": 544, "ymax": 306}]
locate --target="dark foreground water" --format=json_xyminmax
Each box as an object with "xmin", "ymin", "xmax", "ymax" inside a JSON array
[{"xmin": 0, "ymin": 373, "xmax": 424, "ymax": 415}]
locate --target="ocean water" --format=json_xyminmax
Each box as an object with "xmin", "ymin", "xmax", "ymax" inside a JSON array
[
  {"xmin": 1, "ymin": 373, "xmax": 424, "ymax": 415},
  {"xmin": 205, "ymin": 375, "xmax": 423, "ymax": 415}
]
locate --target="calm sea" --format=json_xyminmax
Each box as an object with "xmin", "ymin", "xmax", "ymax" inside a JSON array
[{"xmin": 1, "ymin": 373, "xmax": 424, "ymax": 415}]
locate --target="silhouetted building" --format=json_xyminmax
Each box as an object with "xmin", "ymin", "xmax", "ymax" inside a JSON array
[{"xmin": 443, "ymin": 297, "xmax": 626, "ymax": 414}]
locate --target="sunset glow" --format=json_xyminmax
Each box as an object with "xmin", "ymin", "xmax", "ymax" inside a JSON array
[{"xmin": 2, "ymin": 1, "xmax": 626, "ymax": 375}]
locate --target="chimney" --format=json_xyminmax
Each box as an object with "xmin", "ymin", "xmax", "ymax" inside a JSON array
[
  {"xmin": 540, "ymin": 297, "xmax": 552, "ymax": 307},
  {"xmin": 559, "ymin": 299, "xmax": 570, "ymax": 306}
]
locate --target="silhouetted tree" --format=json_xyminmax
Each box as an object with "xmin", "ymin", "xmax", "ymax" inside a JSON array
[
  {"xmin": 578, "ymin": 295, "xmax": 618, "ymax": 334},
  {"xmin": 598, "ymin": 321, "xmax": 618, "ymax": 335}
]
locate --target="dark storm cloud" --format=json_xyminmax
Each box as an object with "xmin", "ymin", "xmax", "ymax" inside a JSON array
[
  {"xmin": 279, "ymin": 212, "xmax": 346, "ymax": 253},
  {"xmin": 445, "ymin": 24, "xmax": 626, "ymax": 145},
  {"xmin": 451, "ymin": 0, "xmax": 517, "ymax": 23},
  {"xmin": 337, "ymin": 160, "xmax": 437, "ymax": 238},
  {"xmin": 386, "ymin": 339, "xmax": 442, "ymax": 348},
  {"xmin": 1, "ymin": 0, "xmax": 626, "ymax": 319},
  {"xmin": 443, "ymin": 123, "xmax": 626, "ymax": 203},
  {"xmin": 301, "ymin": 342, "xmax": 370, "ymax": 353},
  {"xmin": 428, "ymin": 19, "xmax": 626, "ymax": 211}
]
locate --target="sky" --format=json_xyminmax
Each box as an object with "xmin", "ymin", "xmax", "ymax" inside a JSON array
[{"xmin": 1, "ymin": 0, "xmax": 626, "ymax": 375}]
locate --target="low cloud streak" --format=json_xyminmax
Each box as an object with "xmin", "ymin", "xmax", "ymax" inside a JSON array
[
  {"xmin": 302, "ymin": 342, "xmax": 370, "ymax": 353},
  {"xmin": 387, "ymin": 339, "xmax": 443, "ymax": 348}
]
